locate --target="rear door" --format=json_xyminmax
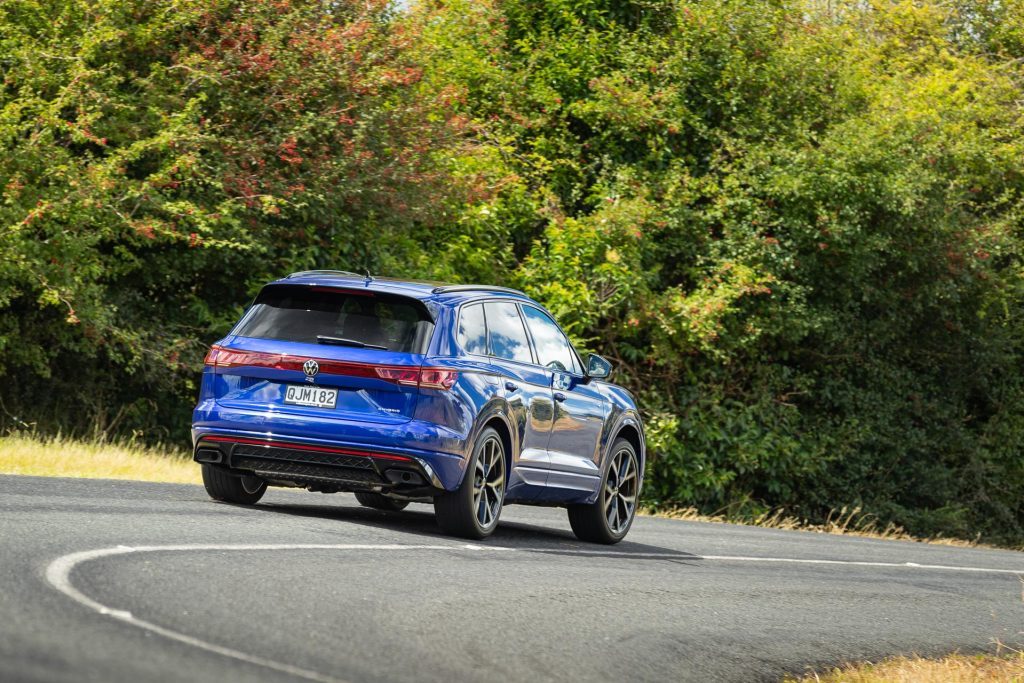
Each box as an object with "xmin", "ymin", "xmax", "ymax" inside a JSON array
[
  {"xmin": 476, "ymin": 301, "xmax": 555, "ymax": 486},
  {"xmin": 210, "ymin": 284, "xmax": 435, "ymax": 425}
]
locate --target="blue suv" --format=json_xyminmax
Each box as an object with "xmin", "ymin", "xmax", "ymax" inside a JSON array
[{"xmin": 192, "ymin": 271, "xmax": 645, "ymax": 543}]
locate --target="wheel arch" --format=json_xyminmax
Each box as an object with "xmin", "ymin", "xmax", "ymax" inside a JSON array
[
  {"xmin": 615, "ymin": 422, "xmax": 644, "ymax": 468},
  {"xmin": 606, "ymin": 412, "xmax": 646, "ymax": 476},
  {"xmin": 482, "ymin": 415, "xmax": 514, "ymax": 474},
  {"xmin": 456, "ymin": 401, "xmax": 516, "ymax": 489}
]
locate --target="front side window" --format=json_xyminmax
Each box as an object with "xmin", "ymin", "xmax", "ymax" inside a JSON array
[
  {"xmin": 522, "ymin": 305, "xmax": 580, "ymax": 373},
  {"xmin": 234, "ymin": 285, "xmax": 434, "ymax": 353},
  {"xmin": 484, "ymin": 302, "xmax": 533, "ymax": 363},
  {"xmin": 457, "ymin": 303, "xmax": 487, "ymax": 355}
]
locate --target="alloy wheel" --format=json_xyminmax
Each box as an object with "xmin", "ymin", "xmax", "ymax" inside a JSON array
[
  {"xmin": 603, "ymin": 446, "xmax": 638, "ymax": 534},
  {"xmin": 472, "ymin": 435, "xmax": 505, "ymax": 530}
]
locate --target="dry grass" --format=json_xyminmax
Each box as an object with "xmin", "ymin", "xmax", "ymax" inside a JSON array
[
  {"xmin": 0, "ymin": 433, "xmax": 200, "ymax": 485},
  {"xmin": 643, "ymin": 504, "xmax": 1020, "ymax": 550},
  {"xmin": 787, "ymin": 650, "xmax": 1024, "ymax": 682}
]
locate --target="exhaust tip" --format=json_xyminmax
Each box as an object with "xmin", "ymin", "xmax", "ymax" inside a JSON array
[
  {"xmin": 195, "ymin": 448, "xmax": 223, "ymax": 464},
  {"xmin": 384, "ymin": 469, "xmax": 424, "ymax": 486}
]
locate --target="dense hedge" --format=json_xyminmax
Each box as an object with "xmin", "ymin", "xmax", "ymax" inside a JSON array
[{"xmin": 2, "ymin": 0, "xmax": 1023, "ymax": 544}]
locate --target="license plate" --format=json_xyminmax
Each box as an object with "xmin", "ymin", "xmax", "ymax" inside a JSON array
[{"xmin": 284, "ymin": 385, "xmax": 338, "ymax": 409}]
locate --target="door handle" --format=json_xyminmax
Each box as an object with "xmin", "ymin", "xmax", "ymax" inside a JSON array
[
  {"xmin": 504, "ymin": 381, "xmax": 519, "ymax": 392},
  {"xmin": 553, "ymin": 391, "xmax": 567, "ymax": 402}
]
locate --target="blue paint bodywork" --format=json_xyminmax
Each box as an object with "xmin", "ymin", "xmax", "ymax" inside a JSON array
[{"xmin": 192, "ymin": 273, "xmax": 645, "ymax": 505}]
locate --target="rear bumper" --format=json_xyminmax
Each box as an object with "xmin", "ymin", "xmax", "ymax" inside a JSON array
[
  {"xmin": 192, "ymin": 400, "xmax": 470, "ymax": 491},
  {"xmin": 191, "ymin": 428, "xmax": 466, "ymax": 493}
]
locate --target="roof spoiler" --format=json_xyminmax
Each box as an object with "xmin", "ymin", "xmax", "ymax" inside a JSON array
[{"xmin": 287, "ymin": 270, "xmax": 362, "ymax": 279}]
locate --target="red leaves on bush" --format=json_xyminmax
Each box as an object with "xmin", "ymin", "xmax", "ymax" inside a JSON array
[{"xmin": 277, "ymin": 138, "xmax": 303, "ymax": 166}]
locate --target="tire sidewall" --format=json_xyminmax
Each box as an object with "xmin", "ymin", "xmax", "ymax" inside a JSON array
[
  {"xmin": 201, "ymin": 464, "xmax": 266, "ymax": 505},
  {"xmin": 240, "ymin": 474, "xmax": 265, "ymax": 496}
]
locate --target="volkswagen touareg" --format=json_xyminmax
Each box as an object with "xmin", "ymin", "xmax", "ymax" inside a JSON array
[{"xmin": 192, "ymin": 271, "xmax": 645, "ymax": 543}]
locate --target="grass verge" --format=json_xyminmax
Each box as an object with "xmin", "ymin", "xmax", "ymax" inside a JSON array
[
  {"xmin": 786, "ymin": 650, "xmax": 1024, "ymax": 682},
  {"xmin": 0, "ymin": 433, "xmax": 200, "ymax": 485},
  {"xmin": 644, "ymin": 505, "xmax": 1023, "ymax": 551}
]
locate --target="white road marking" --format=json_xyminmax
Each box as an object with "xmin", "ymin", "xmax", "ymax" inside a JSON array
[
  {"xmin": 699, "ymin": 554, "xmax": 1024, "ymax": 573},
  {"xmin": 522, "ymin": 548, "xmax": 1024, "ymax": 574},
  {"xmin": 45, "ymin": 543, "xmax": 1024, "ymax": 682},
  {"xmin": 46, "ymin": 544, "xmax": 462, "ymax": 683}
]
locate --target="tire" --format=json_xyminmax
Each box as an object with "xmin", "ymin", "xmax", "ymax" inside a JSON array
[
  {"xmin": 354, "ymin": 491, "xmax": 409, "ymax": 512},
  {"xmin": 201, "ymin": 464, "xmax": 267, "ymax": 505},
  {"xmin": 434, "ymin": 426, "xmax": 506, "ymax": 540},
  {"xmin": 568, "ymin": 438, "xmax": 640, "ymax": 544}
]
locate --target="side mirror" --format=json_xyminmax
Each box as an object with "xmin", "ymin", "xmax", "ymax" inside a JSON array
[{"xmin": 586, "ymin": 353, "xmax": 612, "ymax": 380}]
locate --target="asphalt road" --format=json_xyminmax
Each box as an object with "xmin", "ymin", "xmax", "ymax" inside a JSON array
[{"xmin": 1, "ymin": 475, "xmax": 1022, "ymax": 683}]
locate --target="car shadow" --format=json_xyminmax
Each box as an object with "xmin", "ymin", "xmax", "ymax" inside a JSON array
[{"xmin": 254, "ymin": 497, "xmax": 701, "ymax": 564}]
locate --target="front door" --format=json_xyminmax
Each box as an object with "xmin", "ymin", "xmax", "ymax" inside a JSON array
[{"xmin": 520, "ymin": 305, "xmax": 607, "ymax": 494}]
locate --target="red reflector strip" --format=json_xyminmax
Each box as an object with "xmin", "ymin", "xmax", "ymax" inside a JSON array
[{"xmin": 201, "ymin": 435, "xmax": 412, "ymax": 462}]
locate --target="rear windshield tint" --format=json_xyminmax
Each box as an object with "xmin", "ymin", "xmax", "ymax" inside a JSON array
[{"xmin": 234, "ymin": 285, "xmax": 435, "ymax": 353}]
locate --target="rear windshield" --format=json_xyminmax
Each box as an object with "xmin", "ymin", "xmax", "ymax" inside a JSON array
[{"xmin": 234, "ymin": 285, "xmax": 435, "ymax": 353}]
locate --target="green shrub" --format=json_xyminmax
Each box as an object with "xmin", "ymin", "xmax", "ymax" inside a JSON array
[{"xmin": 2, "ymin": 0, "xmax": 1022, "ymax": 544}]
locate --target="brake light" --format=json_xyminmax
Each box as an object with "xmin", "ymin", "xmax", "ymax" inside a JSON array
[
  {"xmin": 204, "ymin": 346, "xmax": 221, "ymax": 366},
  {"xmin": 205, "ymin": 345, "xmax": 290, "ymax": 370},
  {"xmin": 205, "ymin": 345, "xmax": 262, "ymax": 366},
  {"xmin": 418, "ymin": 368, "xmax": 459, "ymax": 390},
  {"xmin": 376, "ymin": 367, "xmax": 458, "ymax": 390},
  {"xmin": 374, "ymin": 367, "xmax": 420, "ymax": 385}
]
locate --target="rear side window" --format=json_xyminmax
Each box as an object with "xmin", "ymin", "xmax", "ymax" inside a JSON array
[
  {"xmin": 234, "ymin": 285, "xmax": 434, "ymax": 353},
  {"xmin": 457, "ymin": 303, "xmax": 487, "ymax": 355},
  {"xmin": 521, "ymin": 305, "xmax": 581, "ymax": 373},
  {"xmin": 483, "ymin": 302, "xmax": 533, "ymax": 363}
]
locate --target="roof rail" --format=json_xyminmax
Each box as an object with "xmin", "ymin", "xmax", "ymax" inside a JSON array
[
  {"xmin": 286, "ymin": 270, "xmax": 362, "ymax": 279},
  {"xmin": 431, "ymin": 284, "xmax": 527, "ymax": 296}
]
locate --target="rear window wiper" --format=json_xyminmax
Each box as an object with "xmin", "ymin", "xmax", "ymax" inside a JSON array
[{"xmin": 316, "ymin": 335, "xmax": 387, "ymax": 350}]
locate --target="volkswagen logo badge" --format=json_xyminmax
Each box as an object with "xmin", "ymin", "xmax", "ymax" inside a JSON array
[{"xmin": 302, "ymin": 359, "xmax": 319, "ymax": 381}]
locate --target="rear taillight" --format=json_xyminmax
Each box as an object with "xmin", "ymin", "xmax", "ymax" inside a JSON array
[
  {"xmin": 204, "ymin": 346, "xmax": 222, "ymax": 366},
  {"xmin": 204, "ymin": 345, "xmax": 288, "ymax": 370},
  {"xmin": 417, "ymin": 368, "xmax": 459, "ymax": 390},
  {"xmin": 374, "ymin": 367, "xmax": 420, "ymax": 385},
  {"xmin": 204, "ymin": 345, "xmax": 457, "ymax": 389},
  {"xmin": 376, "ymin": 367, "xmax": 458, "ymax": 390}
]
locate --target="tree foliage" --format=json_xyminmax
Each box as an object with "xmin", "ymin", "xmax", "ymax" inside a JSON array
[
  {"xmin": 0, "ymin": 0, "xmax": 473, "ymax": 435},
  {"xmin": 2, "ymin": 0, "xmax": 1023, "ymax": 543}
]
